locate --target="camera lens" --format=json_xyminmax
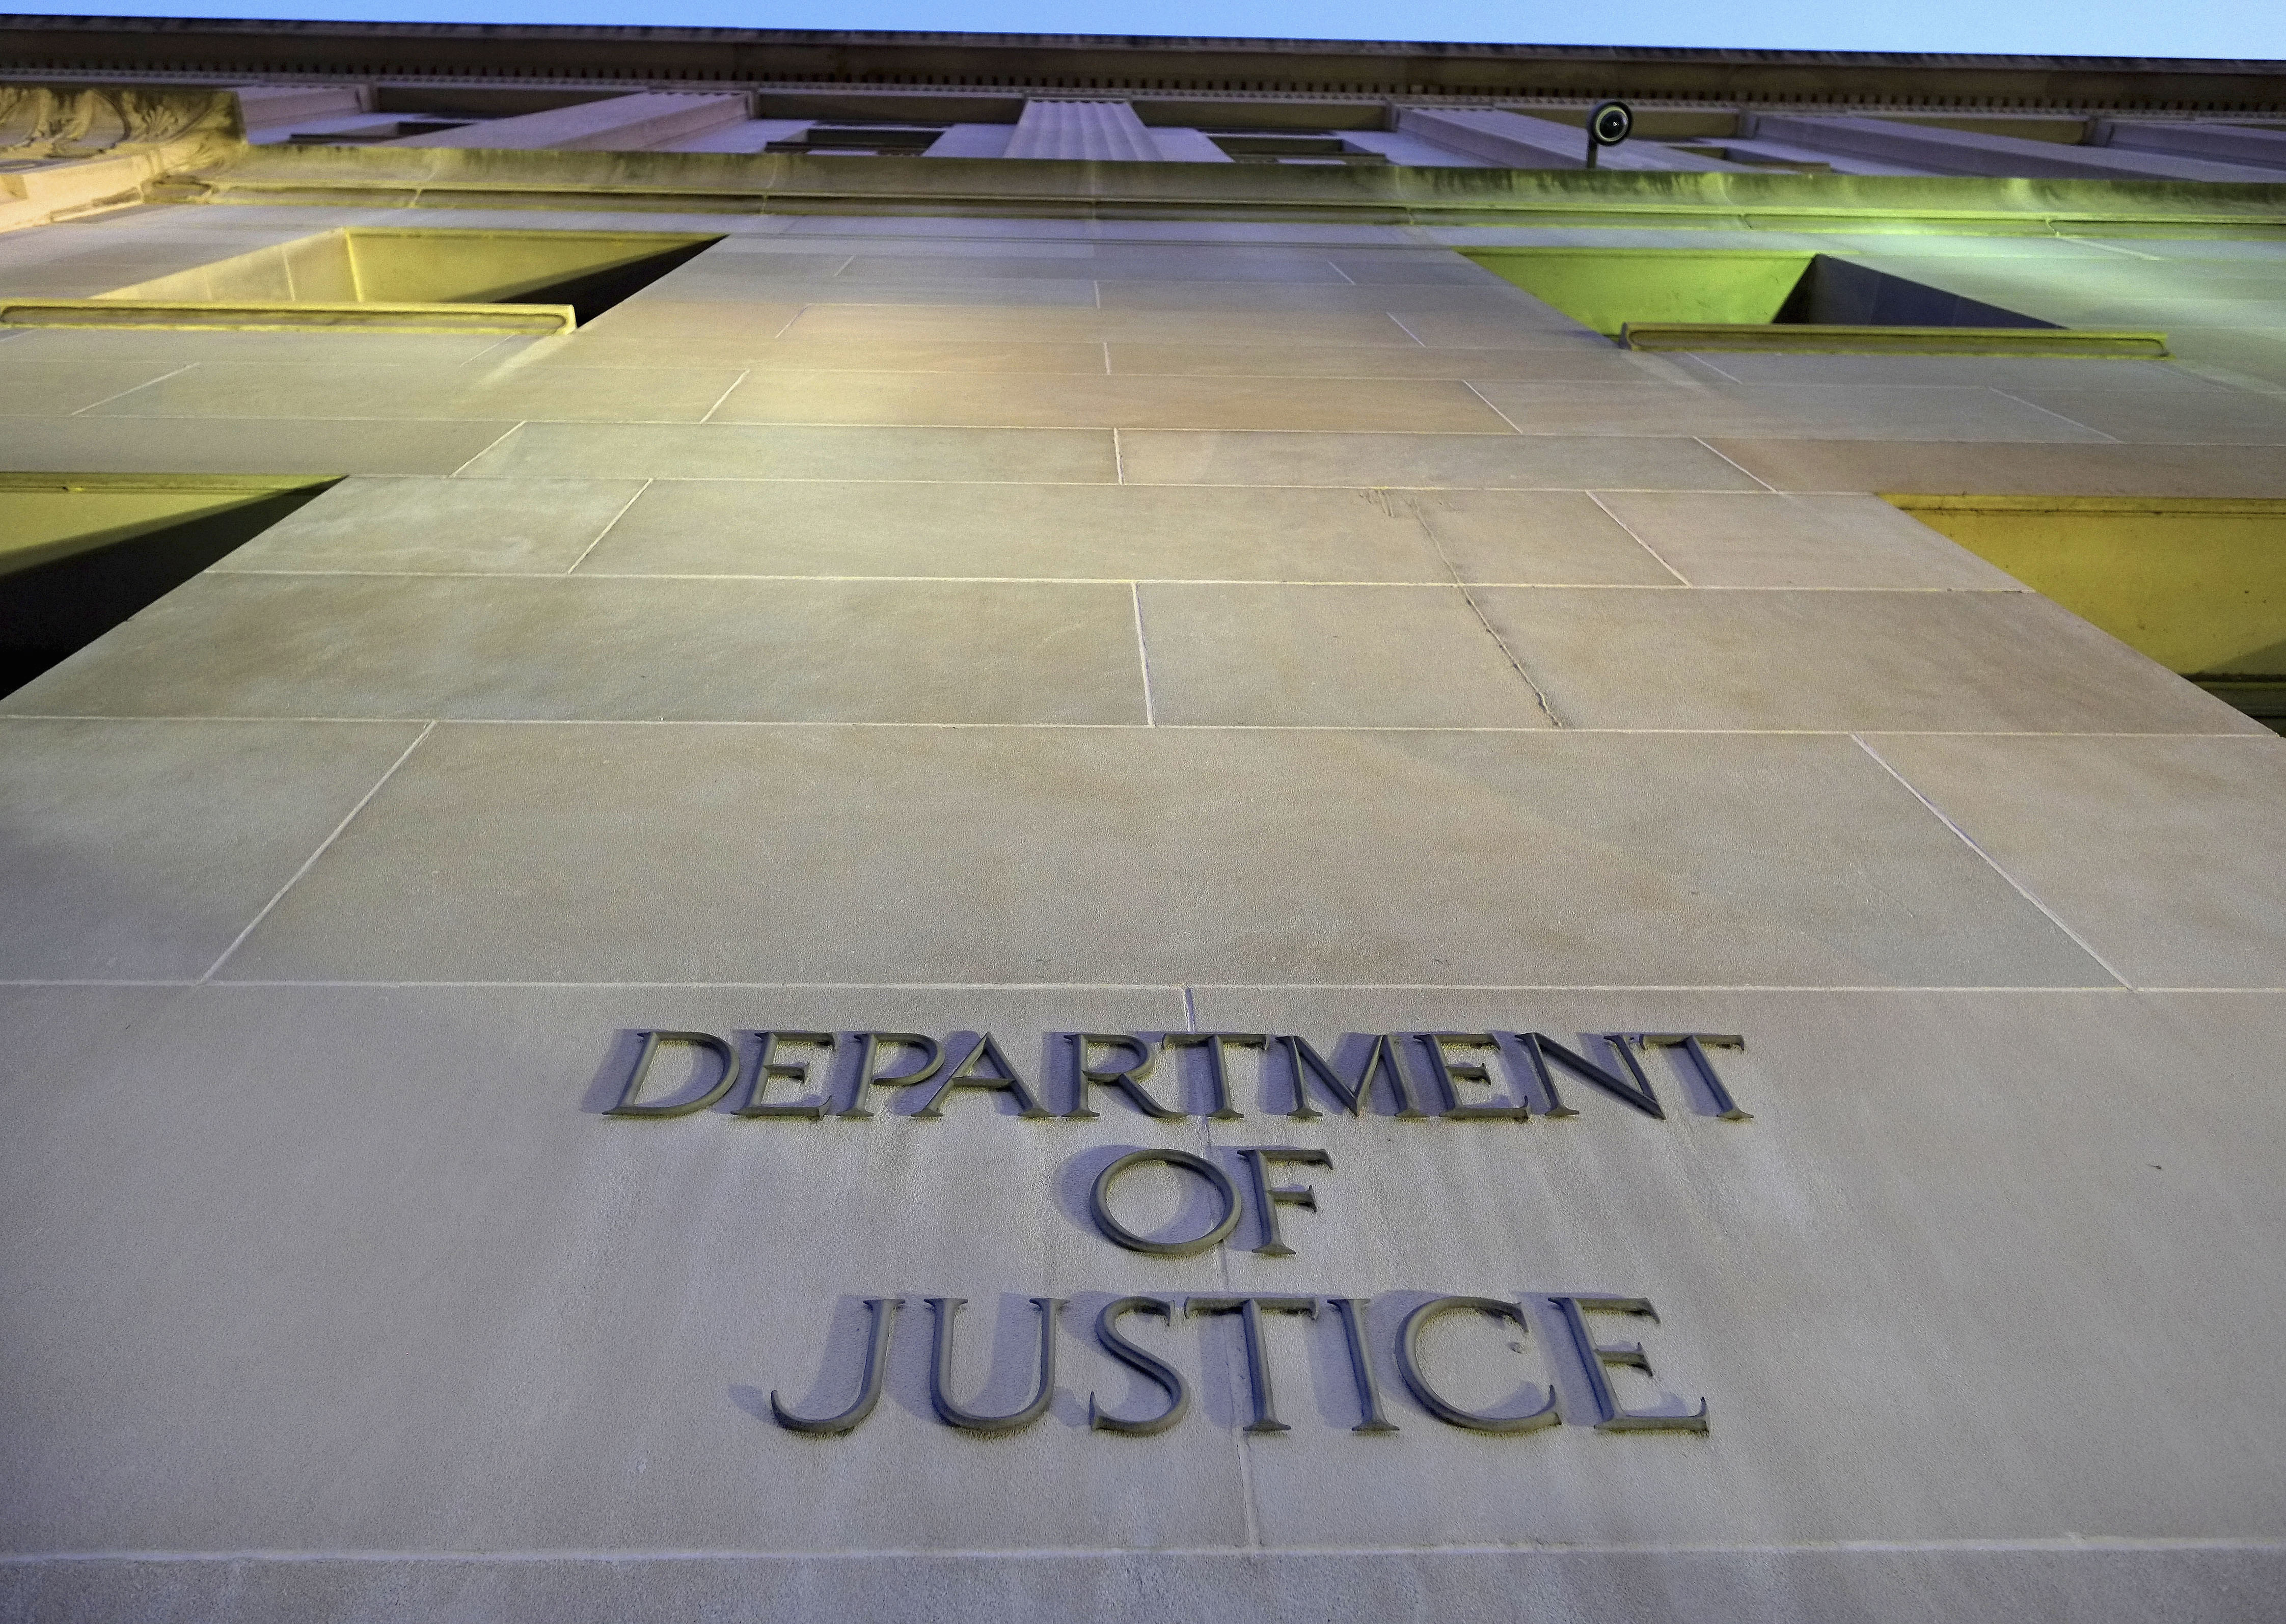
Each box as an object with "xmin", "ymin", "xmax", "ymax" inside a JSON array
[{"xmin": 1591, "ymin": 102, "xmax": 1632, "ymax": 145}]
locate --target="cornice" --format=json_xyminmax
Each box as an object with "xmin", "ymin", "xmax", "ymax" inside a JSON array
[{"xmin": 4, "ymin": 15, "xmax": 2285, "ymax": 112}]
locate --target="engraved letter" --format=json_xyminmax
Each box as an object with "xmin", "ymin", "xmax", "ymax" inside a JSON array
[
  {"xmin": 836, "ymin": 1032, "xmax": 944, "ymax": 1120},
  {"xmin": 771, "ymin": 1296, "xmax": 902, "ymax": 1435},
  {"xmin": 1067, "ymin": 1033, "xmax": 1182, "ymax": 1120},
  {"xmin": 1184, "ymin": 1296, "xmax": 1318, "ymax": 1433},
  {"xmin": 1089, "ymin": 1149, "xmax": 1242, "ymax": 1257},
  {"xmin": 1396, "ymin": 1296, "xmax": 1559, "ymax": 1433},
  {"xmin": 1420, "ymin": 1033, "xmax": 1529, "ymax": 1119},
  {"xmin": 1234, "ymin": 1146, "xmax": 1331, "ymax": 1257},
  {"xmin": 1280, "ymin": 1034, "xmax": 1425, "ymax": 1121},
  {"xmin": 1161, "ymin": 1032, "xmax": 1265, "ymax": 1119},
  {"xmin": 914, "ymin": 1032, "xmax": 1051, "ymax": 1119},
  {"xmin": 1545, "ymin": 1295, "xmax": 1709, "ymax": 1432},
  {"xmin": 738, "ymin": 1030, "xmax": 834, "ymax": 1119},
  {"xmin": 606, "ymin": 1030, "xmax": 742, "ymax": 1118},
  {"xmin": 1327, "ymin": 1296, "xmax": 1397, "ymax": 1433},
  {"xmin": 1629, "ymin": 1033, "xmax": 1752, "ymax": 1120},
  {"xmin": 1513, "ymin": 1033, "xmax": 1663, "ymax": 1120},
  {"xmin": 927, "ymin": 1296, "xmax": 1063, "ymax": 1434},
  {"xmin": 1089, "ymin": 1296, "xmax": 1189, "ymax": 1435}
]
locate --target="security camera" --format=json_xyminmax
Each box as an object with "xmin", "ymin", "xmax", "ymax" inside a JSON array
[{"xmin": 1585, "ymin": 99, "xmax": 1632, "ymax": 168}]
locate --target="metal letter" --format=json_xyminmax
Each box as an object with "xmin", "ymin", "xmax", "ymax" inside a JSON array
[
  {"xmin": 770, "ymin": 1296, "xmax": 902, "ymax": 1435},
  {"xmin": 927, "ymin": 1295, "xmax": 1063, "ymax": 1434},
  {"xmin": 1161, "ymin": 1032, "xmax": 1265, "ymax": 1119},
  {"xmin": 1327, "ymin": 1296, "xmax": 1397, "ymax": 1432},
  {"xmin": 1512, "ymin": 1032, "xmax": 1663, "ymax": 1120},
  {"xmin": 1088, "ymin": 1296, "xmax": 1189, "ymax": 1435},
  {"xmin": 1278, "ymin": 1034, "xmax": 1425, "ymax": 1121},
  {"xmin": 836, "ymin": 1032, "xmax": 943, "ymax": 1120},
  {"xmin": 1184, "ymin": 1295, "xmax": 1318, "ymax": 1433},
  {"xmin": 1546, "ymin": 1295, "xmax": 1709, "ymax": 1432},
  {"xmin": 1630, "ymin": 1033, "xmax": 1753, "ymax": 1120},
  {"xmin": 606, "ymin": 1030, "xmax": 743, "ymax": 1118},
  {"xmin": 1067, "ymin": 1033, "xmax": 1182, "ymax": 1120},
  {"xmin": 738, "ymin": 1030, "xmax": 834, "ymax": 1119},
  {"xmin": 1420, "ymin": 1033, "xmax": 1529, "ymax": 1119},
  {"xmin": 1396, "ymin": 1296, "xmax": 1560, "ymax": 1433},
  {"xmin": 1234, "ymin": 1146, "xmax": 1331, "ymax": 1257},
  {"xmin": 913, "ymin": 1032, "xmax": 1051, "ymax": 1119},
  {"xmin": 1089, "ymin": 1148, "xmax": 1242, "ymax": 1257}
]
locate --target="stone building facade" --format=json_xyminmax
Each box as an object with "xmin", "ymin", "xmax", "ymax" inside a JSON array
[{"xmin": 2, "ymin": 19, "xmax": 2284, "ymax": 1622}]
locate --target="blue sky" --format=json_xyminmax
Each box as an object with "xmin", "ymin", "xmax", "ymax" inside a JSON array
[{"xmin": 12, "ymin": 0, "xmax": 2284, "ymax": 59}]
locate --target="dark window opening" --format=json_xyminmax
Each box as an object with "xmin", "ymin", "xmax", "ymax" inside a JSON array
[
  {"xmin": 284, "ymin": 120, "xmax": 476, "ymax": 145},
  {"xmin": 1774, "ymin": 256, "xmax": 2058, "ymax": 329},
  {"xmin": 1206, "ymin": 131, "xmax": 1391, "ymax": 165},
  {"xmin": 767, "ymin": 124, "xmax": 948, "ymax": 155},
  {"xmin": 493, "ymin": 237, "xmax": 722, "ymax": 325},
  {"xmin": 0, "ymin": 479, "xmax": 336, "ymax": 699},
  {"xmin": 1463, "ymin": 246, "xmax": 2154, "ymax": 355}
]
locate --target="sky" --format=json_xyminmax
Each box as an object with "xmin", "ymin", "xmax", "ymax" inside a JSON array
[{"xmin": 10, "ymin": 0, "xmax": 2285, "ymax": 60}]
